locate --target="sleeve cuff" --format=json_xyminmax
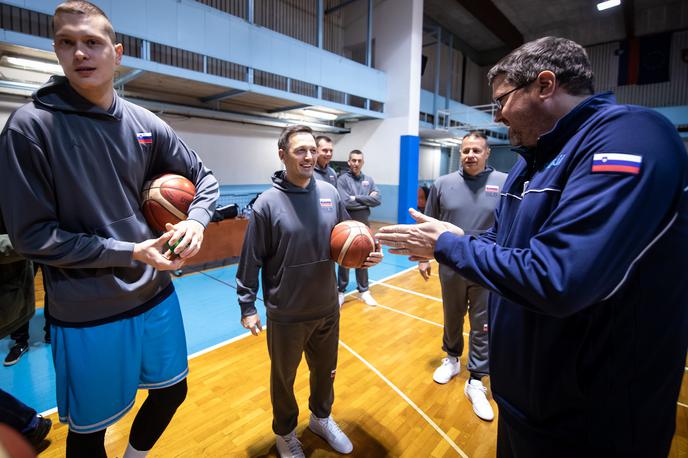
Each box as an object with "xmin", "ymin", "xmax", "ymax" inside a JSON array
[
  {"xmin": 106, "ymin": 240, "xmax": 136, "ymax": 267},
  {"xmin": 187, "ymin": 208, "xmax": 212, "ymax": 227},
  {"xmin": 240, "ymin": 302, "xmax": 257, "ymax": 317}
]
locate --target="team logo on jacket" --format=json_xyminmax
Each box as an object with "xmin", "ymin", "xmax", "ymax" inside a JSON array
[
  {"xmin": 320, "ymin": 198, "xmax": 334, "ymax": 210},
  {"xmin": 362, "ymin": 180, "xmax": 370, "ymax": 187},
  {"xmin": 591, "ymin": 153, "xmax": 642, "ymax": 175},
  {"xmin": 485, "ymin": 185, "xmax": 500, "ymax": 195},
  {"xmin": 136, "ymin": 132, "xmax": 153, "ymax": 144}
]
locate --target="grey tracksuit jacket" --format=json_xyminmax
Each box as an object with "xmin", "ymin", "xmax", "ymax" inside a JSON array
[
  {"xmin": 336, "ymin": 170, "xmax": 381, "ymax": 222},
  {"xmin": 236, "ymin": 171, "xmax": 349, "ymax": 322},
  {"xmin": 313, "ymin": 164, "xmax": 337, "ymax": 187}
]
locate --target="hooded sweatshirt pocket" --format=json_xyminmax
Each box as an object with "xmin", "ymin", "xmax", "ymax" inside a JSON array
[{"xmin": 267, "ymin": 259, "xmax": 336, "ymax": 315}]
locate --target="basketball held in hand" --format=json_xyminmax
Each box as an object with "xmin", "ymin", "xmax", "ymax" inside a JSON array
[
  {"xmin": 141, "ymin": 173, "xmax": 196, "ymax": 233},
  {"xmin": 330, "ymin": 220, "xmax": 376, "ymax": 269}
]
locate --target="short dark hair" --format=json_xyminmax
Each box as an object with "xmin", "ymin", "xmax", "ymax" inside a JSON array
[
  {"xmin": 278, "ymin": 125, "xmax": 314, "ymax": 152},
  {"xmin": 462, "ymin": 130, "xmax": 487, "ymax": 142},
  {"xmin": 348, "ymin": 149, "xmax": 363, "ymax": 159},
  {"xmin": 315, "ymin": 135, "xmax": 332, "ymax": 146},
  {"xmin": 487, "ymin": 36, "xmax": 594, "ymax": 96},
  {"xmin": 54, "ymin": 1, "xmax": 116, "ymax": 43}
]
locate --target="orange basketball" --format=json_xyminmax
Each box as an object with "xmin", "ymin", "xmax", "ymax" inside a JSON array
[
  {"xmin": 141, "ymin": 173, "xmax": 196, "ymax": 233},
  {"xmin": 330, "ymin": 220, "xmax": 376, "ymax": 268}
]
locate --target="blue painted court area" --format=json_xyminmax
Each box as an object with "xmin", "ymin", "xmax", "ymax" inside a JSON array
[{"xmin": 0, "ymin": 247, "xmax": 415, "ymax": 413}]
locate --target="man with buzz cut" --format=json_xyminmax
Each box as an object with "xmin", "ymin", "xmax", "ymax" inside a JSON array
[
  {"xmin": 313, "ymin": 135, "xmax": 338, "ymax": 187},
  {"xmin": 237, "ymin": 125, "xmax": 382, "ymax": 458},
  {"xmin": 336, "ymin": 149, "xmax": 381, "ymax": 306},
  {"xmin": 420, "ymin": 131, "xmax": 506, "ymax": 422},
  {"xmin": 0, "ymin": 2, "xmax": 218, "ymax": 457}
]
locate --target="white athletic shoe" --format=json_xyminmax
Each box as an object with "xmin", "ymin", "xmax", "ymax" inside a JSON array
[
  {"xmin": 432, "ymin": 357, "xmax": 460, "ymax": 384},
  {"xmin": 338, "ymin": 292, "xmax": 345, "ymax": 307},
  {"xmin": 308, "ymin": 414, "xmax": 353, "ymax": 454},
  {"xmin": 359, "ymin": 291, "xmax": 377, "ymax": 306},
  {"xmin": 275, "ymin": 430, "xmax": 305, "ymax": 458},
  {"xmin": 464, "ymin": 379, "xmax": 495, "ymax": 421}
]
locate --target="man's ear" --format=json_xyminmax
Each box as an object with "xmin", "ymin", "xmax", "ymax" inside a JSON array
[
  {"xmin": 114, "ymin": 43, "xmax": 123, "ymax": 65},
  {"xmin": 278, "ymin": 149, "xmax": 285, "ymax": 162},
  {"xmin": 536, "ymin": 70, "xmax": 556, "ymax": 99}
]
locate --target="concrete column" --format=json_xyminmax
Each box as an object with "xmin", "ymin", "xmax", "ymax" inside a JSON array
[{"xmin": 334, "ymin": 0, "xmax": 423, "ymax": 223}]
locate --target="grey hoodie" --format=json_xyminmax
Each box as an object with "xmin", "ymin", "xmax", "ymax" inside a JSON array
[
  {"xmin": 0, "ymin": 76, "xmax": 218, "ymax": 326},
  {"xmin": 337, "ymin": 170, "xmax": 381, "ymax": 214},
  {"xmin": 425, "ymin": 166, "xmax": 507, "ymax": 236},
  {"xmin": 236, "ymin": 171, "xmax": 349, "ymax": 322}
]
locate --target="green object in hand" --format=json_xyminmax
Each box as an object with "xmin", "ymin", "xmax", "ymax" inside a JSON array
[{"xmin": 164, "ymin": 239, "xmax": 181, "ymax": 258}]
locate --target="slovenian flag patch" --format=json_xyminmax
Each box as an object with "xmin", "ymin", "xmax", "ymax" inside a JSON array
[
  {"xmin": 485, "ymin": 185, "xmax": 500, "ymax": 193},
  {"xmin": 136, "ymin": 132, "xmax": 153, "ymax": 144},
  {"xmin": 319, "ymin": 198, "xmax": 333, "ymax": 208},
  {"xmin": 592, "ymin": 153, "xmax": 642, "ymax": 174}
]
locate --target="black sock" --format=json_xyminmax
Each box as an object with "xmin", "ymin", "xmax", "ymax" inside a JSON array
[
  {"xmin": 66, "ymin": 429, "xmax": 107, "ymax": 458},
  {"xmin": 129, "ymin": 379, "xmax": 188, "ymax": 451},
  {"xmin": 469, "ymin": 374, "xmax": 482, "ymax": 382}
]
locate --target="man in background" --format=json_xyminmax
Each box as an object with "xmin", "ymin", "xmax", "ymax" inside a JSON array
[
  {"xmin": 313, "ymin": 135, "xmax": 338, "ymax": 187},
  {"xmin": 420, "ymin": 131, "xmax": 506, "ymax": 422},
  {"xmin": 336, "ymin": 150, "xmax": 381, "ymax": 306}
]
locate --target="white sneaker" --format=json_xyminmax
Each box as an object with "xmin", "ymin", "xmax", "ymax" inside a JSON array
[
  {"xmin": 275, "ymin": 430, "xmax": 305, "ymax": 458},
  {"xmin": 464, "ymin": 379, "xmax": 495, "ymax": 421},
  {"xmin": 338, "ymin": 292, "xmax": 345, "ymax": 307},
  {"xmin": 432, "ymin": 357, "xmax": 460, "ymax": 384},
  {"xmin": 308, "ymin": 414, "xmax": 353, "ymax": 454},
  {"xmin": 359, "ymin": 291, "xmax": 377, "ymax": 306}
]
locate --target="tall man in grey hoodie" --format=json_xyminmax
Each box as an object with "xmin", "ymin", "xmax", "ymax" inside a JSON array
[
  {"xmin": 336, "ymin": 150, "xmax": 381, "ymax": 306},
  {"xmin": 0, "ymin": 2, "xmax": 218, "ymax": 457},
  {"xmin": 236, "ymin": 125, "xmax": 382, "ymax": 458}
]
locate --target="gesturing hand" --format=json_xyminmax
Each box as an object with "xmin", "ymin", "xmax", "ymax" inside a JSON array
[{"xmin": 376, "ymin": 208, "xmax": 464, "ymax": 260}]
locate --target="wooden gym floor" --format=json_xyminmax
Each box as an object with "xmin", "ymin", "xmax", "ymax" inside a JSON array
[{"xmin": 36, "ymin": 261, "xmax": 688, "ymax": 457}]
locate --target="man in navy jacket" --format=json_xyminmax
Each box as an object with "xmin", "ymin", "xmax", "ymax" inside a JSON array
[{"xmin": 378, "ymin": 36, "xmax": 688, "ymax": 457}]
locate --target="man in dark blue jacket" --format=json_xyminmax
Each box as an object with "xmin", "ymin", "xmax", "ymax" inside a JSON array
[{"xmin": 378, "ymin": 36, "xmax": 688, "ymax": 457}]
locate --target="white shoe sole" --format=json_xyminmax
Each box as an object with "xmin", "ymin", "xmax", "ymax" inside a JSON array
[{"xmin": 464, "ymin": 391, "xmax": 495, "ymax": 421}]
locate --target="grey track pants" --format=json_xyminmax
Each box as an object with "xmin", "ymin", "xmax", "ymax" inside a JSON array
[
  {"xmin": 438, "ymin": 264, "xmax": 489, "ymax": 377},
  {"xmin": 267, "ymin": 310, "xmax": 340, "ymax": 435}
]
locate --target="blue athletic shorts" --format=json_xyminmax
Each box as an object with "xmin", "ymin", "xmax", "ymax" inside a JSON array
[{"xmin": 51, "ymin": 291, "xmax": 188, "ymax": 433}]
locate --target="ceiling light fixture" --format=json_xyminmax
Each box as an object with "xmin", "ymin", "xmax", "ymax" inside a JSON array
[
  {"xmin": 302, "ymin": 108, "xmax": 339, "ymax": 121},
  {"xmin": 596, "ymin": 0, "xmax": 621, "ymax": 11},
  {"xmin": 0, "ymin": 55, "xmax": 64, "ymax": 75}
]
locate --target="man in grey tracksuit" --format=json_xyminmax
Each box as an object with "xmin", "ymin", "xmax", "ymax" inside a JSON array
[
  {"xmin": 237, "ymin": 126, "xmax": 382, "ymax": 458},
  {"xmin": 313, "ymin": 135, "xmax": 338, "ymax": 187},
  {"xmin": 336, "ymin": 150, "xmax": 381, "ymax": 306},
  {"xmin": 420, "ymin": 131, "xmax": 506, "ymax": 421}
]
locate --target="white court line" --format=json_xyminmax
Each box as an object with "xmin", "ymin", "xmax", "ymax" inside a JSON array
[
  {"xmin": 376, "ymin": 281, "xmax": 443, "ymax": 303},
  {"xmin": 678, "ymin": 402, "xmax": 688, "ymax": 409},
  {"xmin": 39, "ymin": 407, "xmax": 57, "ymax": 417},
  {"xmin": 373, "ymin": 303, "xmax": 444, "ymax": 328},
  {"xmin": 339, "ymin": 340, "xmax": 468, "ymax": 458},
  {"xmin": 188, "ymin": 330, "xmax": 257, "ymax": 360}
]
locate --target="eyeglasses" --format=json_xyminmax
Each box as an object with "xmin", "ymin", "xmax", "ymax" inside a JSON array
[{"xmin": 492, "ymin": 82, "xmax": 530, "ymax": 111}]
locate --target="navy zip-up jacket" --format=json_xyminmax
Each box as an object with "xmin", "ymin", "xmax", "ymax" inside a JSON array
[{"xmin": 435, "ymin": 93, "xmax": 688, "ymax": 455}]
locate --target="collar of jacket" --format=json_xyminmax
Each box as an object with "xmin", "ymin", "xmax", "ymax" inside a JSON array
[
  {"xmin": 271, "ymin": 170, "xmax": 315, "ymax": 193},
  {"xmin": 458, "ymin": 166, "xmax": 494, "ymax": 180}
]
